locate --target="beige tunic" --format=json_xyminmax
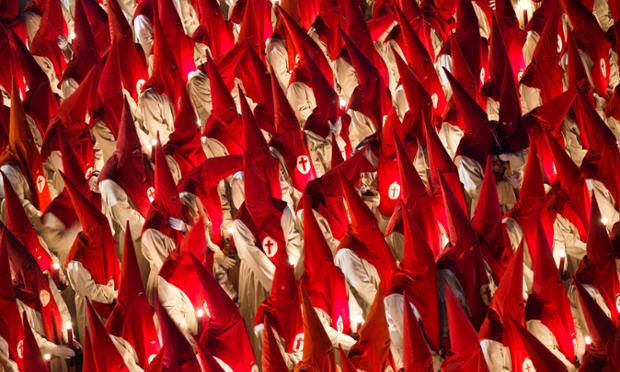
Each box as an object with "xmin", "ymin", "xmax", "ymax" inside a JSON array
[
  {"xmin": 265, "ymin": 38, "xmax": 291, "ymax": 91},
  {"xmin": 137, "ymin": 88, "xmax": 176, "ymax": 146},
  {"xmin": 286, "ymin": 82, "xmax": 316, "ymax": 125}
]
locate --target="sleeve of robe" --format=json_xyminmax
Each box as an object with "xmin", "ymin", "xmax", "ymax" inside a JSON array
[
  {"xmin": 266, "ymin": 38, "xmax": 291, "ymax": 90},
  {"xmin": 66, "ymin": 261, "xmax": 116, "ymax": 304},
  {"xmin": 296, "ymin": 207, "xmax": 340, "ymax": 255},
  {"xmin": 303, "ymin": 130, "xmax": 331, "ymax": 178},
  {"xmin": 480, "ymin": 339, "xmax": 512, "ymax": 371},
  {"xmin": 332, "ymin": 58, "xmax": 359, "ymax": 103},
  {"xmin": 334, "ymin": 248, "xmax": 380, "ymax": 308},
  {"xmin": 231, "ymin": 219, "xmax": 276, "ymax": 291},
  {"xmin": 138, "ymin": 89, "xmax": 176, "ymax": 145},
  {"xmin": 110, "ymin": 335, "xmax": 145, "ymax": 372},
  {"xmin": 592, "ymin": 0, "xmax": 614, "ymax": 32},
  {"xmin": 92, "ymin": 120, "xmax": 118, "ymax": 164},
  {"xmin": 99, "ymin": 179, "xmax": 146, "ymax": 241},
  {"xmin": 157, "ymin": 277, "xmax": 199, "ymax": 336},
  {"xmin": 287, "ymin": 82, "xmax": 316, "ymax": 125},
  {"xmin": 141, "ymin": 229, "xmax": 177, "ymax": 274},
  {"xmin": 133, "ymin": 15, "xmax": 154, "ymax": 67},
  {"xmin": 455, "ymin": 155, "xmax": 484, "ymax": 214},
  {"xmin": 0, "ymin": 336, "xmax": 18, "ymax": 372},
  {"xmin": 188, "ymin": 71, "xmax": 212, "ymax": 124},
  {"xmin": 347, "ymin": 109, "xmax": 378, "ymax": 149}
]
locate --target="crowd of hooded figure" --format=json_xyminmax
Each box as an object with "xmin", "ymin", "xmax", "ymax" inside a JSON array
[{"xmin": 0, "ymin": 0, "xmax": 619, "ymax": 370}]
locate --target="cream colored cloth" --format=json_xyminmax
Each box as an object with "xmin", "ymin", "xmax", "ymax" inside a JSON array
[
  {"xmin": 526, "ymin": 320, "xmax": 577, "ymax": 371},
  {"xmin": 137, "ymin": 88, "xmax": 176, "ymax": 146},
  {"xmin": 334, "ymin": 248, "xmax": 380, "ymax": 312}
]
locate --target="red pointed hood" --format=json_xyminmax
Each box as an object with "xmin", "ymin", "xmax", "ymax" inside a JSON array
[
  {"xmin": 437, "ymin": 172, "xmax": 492, "ymax": 330},
  {"xmin": 0, "ymin": 78, "xmax": 52, "ymax": 210},
  {"xmin": 142, "ymin": 135, "xmax": 185, "ymax": 244},
  {"xmin": 545, "ymin": 131, "xmax": 590, "ymax": 240},
  {"xmin": 520, "ymin": 3, "xmax": 563, "ymax": 103},
  {"xmin": 450, "ymin": 34, "xmax": 482, "ymax": 105},
  {"xmin": 107, "ymin": 0, "xmax": 148, "ymax": 100},
  {"xmin": 29, "ymin": 0, "xmax": 67, "ymax": 82},
  {"xmin": 106, "ymin": 223, "xmax": 160, "ymax": 368},
  {"xmin": 235, "ymin": 44, "xmax": 272, "ymax": 132},
  {"xmin": 423, "ymin": 118, "xmax": 467, "ymax": 226},
  {"xmin": 566, "ymin": 31, "xmax": 588, "ymax": 93},
  {"xmin": 255, "ymin": 249, "xmax": 303, "ymax": 354},
  {"xmin": 62, "ymin": 172, "xmax": 120, "ymax": 318},
  {"xmin": 0, "ymin": 23, "xmax": 24, "ymax": 98},
  {"xmin": 392, "ymin": 133, "xmax": 443, "ymax": 257},
  {"xmin": 301, "ymin": 197, "xmax": 351, "ymax": 335},
  {"xmin": 9, "ymin": 29, "xmax": 58, "ymax": 134},
  {"xmin": 21, "ymin": 312, "xmax": 48, "ymax": 371},
  {"xmin": 191, "ymin": 254, "xmax": 258, "ymax": 371},
  {"xmin": 1, "ymin": 171, "xmax": 55, "ymax": 274},
  {"xmin": 339, "ymin": 27, "xmax": 391, "ymax": 128},
  {"xmin": 79, "ymin": 0, "xmax": 110, "ymax": 54},
  {"xmin": 402, "ymin": 292, "xmax": 434, "ymax": 371},
  {"xmin": 153, "ymin": 298, "xmax": 201, "ymax": 371},
  {"xmin": 142, "ymin": 9, "xmax": 185, "ymax": 106},
  {"xmin": 268, "ymin": 67, "xmax": 316, "ymax": 191},
  {"xmin": 573, "ymin": 277, "xmax": 619, "ymax": 357},
  {"xmin": 278, "ymin": 5, "xmax": 334, "ymax": 87},
  {"xmin": 85, "ymin": 299, "xmax": 130, "ymax": 371},
  {"xmin": 524, "ymin": 85, "xmax": 577, "ymax": 146},
  {"xmin": 158, "ymin": 218, "xmax": 209, "ymax": 311},
  {"xmin": 504, "ymin": 144, "xmax": 554, "ymax": 248},
  {"xmin": 163, "ymin": 88, "xmax": 206, "ymax": 176},
  {"xmin": 442, "ymin": 284, "xmax": 490, "ymax": 371},
  {"xmin": 341, "ymin": 0, "xmax": 389, "ymax": 83},
  {"xmin": 493, "ymin": 0, "xmax": 526, "ymax": 81},
  {"xmin": 205, "ymin": 57, "xmax": 238, "ymax": 124},
  {"xmin": 261, "ymin": 317, "xmax": 290, "ymax": 372},
  {"xmin": 479, "ymin": 242, "xmax": 525, "ymax": 343},
  {"xmin": 445, "ymin": 69, "xmax": 492, "ymax": 167},
  {"xmin": 295, "ymin": 285, "xmax": 337, "ymax": 371},
  {"xmin": 92, "ymin": 39, "xmax": 124, "ymax": 138},
  {"xmin": 348, "ymin": 288, "xmax": 395, "ymax": 371},
  {"xmin": 240, "ymin": 89, "xmax": 281, "ymax": 199},
  {"xmin": 316, "ymin": 0, "xmax": 345, "ymax": 60},
  {"xmin": 158, "ymin": 0, "xmax": 196, "ymax": 80},
  {"xmin": 301, "ymin": 47, "xmax": 350, "ymax": 148},
  {"xmin": 0, "ymin": 224, "xmax": 24, "ymax": 371},
  {"xmin": 61, "ymin": 0, "xmax": 102, "ymax": 84},
  {"xmin": 238, "ymin": 0, "xmax": 272, "ymax": 62},
  {"xmin": 43, "ymin": 65, "xmax": 99, "ymax": 167},
  {"xmin": 528, "ymin": 218, "xmax": 576, "ymax": 363},
  {"xmin": 99, "ymin": 98, "xmax": 154, "ymax": 218},
  {"xmin": 391, "ymin": 204, "xmax": 441, "ymax": 350},
  {"xmin": 575, "ymin": 195, "xmax": 620, "ymax": 320},
  {"xmin": 438, "ymin": 172, "xmax": 476, "ymax": 247},
  {"xmin": 392, "ymin": 4, "xmax": 446, "ymax": 116},
  {"xmin": 497, "ymin": 55, "xmax": 528, "ymax": 153},
  {"xmin": 373, "ymin": 109, "xmax": 405, "ymax": 216},
  {"xmin": 337, "ymin": 169, "xmax": 397, "ymax": 288},
  {"xmin": 504, "ymin": 316, "xmax": 569, "ymax": 372},
  {"xmin": 192, "ymin": 0, "xmax": 235, "ymax": 57},
  {"xmin": 201, "ymin": 57, "xmax": 244, "ymax": 155},
  {"xmin": 472, "ymin": 156, "xmax": 513, "ymax": 281},
  {"xmin": 391, "ymin": 46, "xmax": 434, "ymax": 142},
  {"xmin": 486, "ymin": 11, "xmax": 510, "ymax": 98},
  {"xmin": 453, "ymin": 0, "xmax": 483, "ymax": 77}
]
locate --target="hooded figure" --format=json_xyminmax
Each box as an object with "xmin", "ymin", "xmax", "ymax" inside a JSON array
[
  {"xmin": 232, "ymin": 158, "xmax": 302, "ymax": 351},
  {"xmin": 62, "ymin": 171, "xmax": 120, "ymax": 342},
  {"xmin": 141, "ymin": 135, "xmax": 191, "ymax": 298},
  {"xmin": 138, "ymin": 9, "xmax": 185, "ymax": 146},
  {"xmin": 106, "ymin": 222, "xmax": 161, "ymax": 369},
  {"xmin": 0, "ymin": 79, "xmax": 54, "ymax": 236},
  {"xmin": 334, "ymin": 166, "xmax": 397, "ymax": 311},
  {"xmin": 192, "ymin": 254, "xmax": 258, "ymax": 371},
  {"xmin": 301, "ymin": 196, "xmax": 361, "ymax": 350}
]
